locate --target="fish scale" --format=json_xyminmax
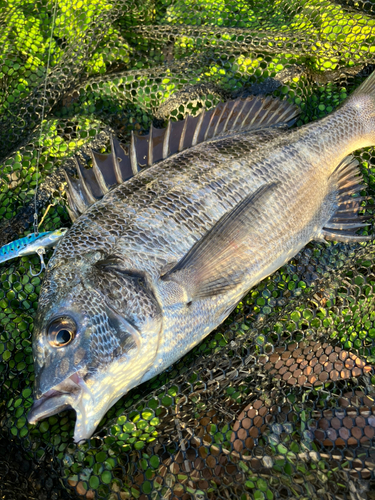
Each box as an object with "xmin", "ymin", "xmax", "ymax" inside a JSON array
[
  {"xmin": 59, "ymin": 135, "xmax": 309, "ymax": 272},
  {"xmin": 29, "ymin": 73, "xmax": 375, "ymax": 442}
]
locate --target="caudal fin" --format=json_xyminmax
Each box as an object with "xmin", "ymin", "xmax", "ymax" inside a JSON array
[
  {"xmin": 348, "ymin": 70, "xmax": 375, "ymax": 98},
  {"xmin": 342, "ymin": 70, "xmax": 375, "ymax": 116},
  {"xmin": 338, "ymin": 70, "xmax": 375, "ymax": 152}
]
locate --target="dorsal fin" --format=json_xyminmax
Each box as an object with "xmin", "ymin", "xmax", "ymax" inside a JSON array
[
  {"xmin": 322, "ymin": 156, "xmax": 373, "ymax": 243},
  {"xmin": 65, "ymin": 95, "xmax": 299, "ymax": 221}
]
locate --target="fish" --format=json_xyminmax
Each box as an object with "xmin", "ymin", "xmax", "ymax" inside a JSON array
[
  {"xmin": 27, "ymin": 72, "xmax": 375, "ymax": 442},
  {"xmin": 0, "ymin": 229, "xmax": 68, "ymax": 275}
]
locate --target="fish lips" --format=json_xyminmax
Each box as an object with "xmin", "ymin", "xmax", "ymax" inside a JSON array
[
  {"xmin": 27, "ymin": 371, "xmax": 91, "ymax": 441},
  {"xmin": 28, "ymin": 391, "xmax": 74, "ymax": 423}
]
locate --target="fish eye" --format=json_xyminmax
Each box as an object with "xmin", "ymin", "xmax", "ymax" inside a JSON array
[{"xmin": 47, "ymin": 317, "xmax": 76, "ymax": 348}]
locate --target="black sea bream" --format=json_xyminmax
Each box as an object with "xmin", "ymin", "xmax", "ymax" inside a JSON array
[{"xmin": 28, "ymin": 72, "xmax": 375, "ymax": 442}]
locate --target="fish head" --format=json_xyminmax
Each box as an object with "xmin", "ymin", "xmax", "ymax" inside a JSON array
[{"xmin": 28, "ymin": 254, "xmax": 163, "ymax": 442}]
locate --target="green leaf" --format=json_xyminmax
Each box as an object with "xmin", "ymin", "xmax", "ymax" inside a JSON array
[
  {"xmin": 257, "ymin": 479, "xmax": 268, "ymax": 492},
  {"xmin": 161, "ymin": 396, "xmax": 172, "ymax": 406},
  {"xmin": 95, "ymin": 451, "xmax": 107, "ymax": 463},
  {"xmin": 254, "ymin": 490, "xmax": 265, "ymax": 500},
  {"xmin": 277, "ymin": 444, "xmax": 288, "ymax": 454},
  {"xmin": 142, "ymin": 481, "xmax": 152, "ymax": 494},
  {"xmin": 89, "ymin": 476, "xmax": 99, "ymax": 490},
  {"xmin": 123, "ymin": 422, "xmax": 135, "ymax": 432},
  {"xmin": 101, "ymin": 471, "xmax": 112, "ymax": 484},
  {"xmin": 150, "ymin": 456, "xmax": 160, "ymax": 468},
  {"xmin": 284, "ymin": 462, "xmax": 293, "ymax": 475}
]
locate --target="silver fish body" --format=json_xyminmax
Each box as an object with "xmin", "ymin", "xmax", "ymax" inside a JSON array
[{"xmin": 28, "ymin": 72, "xmax": 375, "ymax": 442}]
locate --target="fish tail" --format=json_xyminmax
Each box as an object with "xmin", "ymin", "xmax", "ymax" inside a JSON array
[
  {"xmin": 341, "ymin": 70, "xmax": 375, "ymax": 147},
  {"xmin": 348, "ymin": 70, "xmax": 375, "ymax": 100}
]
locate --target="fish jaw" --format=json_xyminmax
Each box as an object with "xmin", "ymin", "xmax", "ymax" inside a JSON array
[
  {"xmin": 28, "ymin": 343, "xmax": 161, "ymax": 442},
  {"xmin": 27, "ymin": 371, "xmax": 96, "ymax": 442},
  {"xmin": 27, "ymin": 368, "xmax": 117, "ymax": 442},
  {"xmin": 66, "ymin": 348, "xmax": 163, "ymax": 442}
]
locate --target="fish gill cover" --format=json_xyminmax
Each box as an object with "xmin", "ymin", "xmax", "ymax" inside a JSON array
[{"xmin": 0, "ymin": 0, "xmax": 375, "ymax": 499}]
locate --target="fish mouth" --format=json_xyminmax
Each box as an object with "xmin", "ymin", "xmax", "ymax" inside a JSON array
[{"xmin": 28, "ymin": 371, "xmax": 95, "ymax": 442}]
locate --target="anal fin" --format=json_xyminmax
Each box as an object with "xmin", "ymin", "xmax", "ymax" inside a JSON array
[{"xmin": 322, "ymin": 156, "xmax": 373, "ymax": 243}]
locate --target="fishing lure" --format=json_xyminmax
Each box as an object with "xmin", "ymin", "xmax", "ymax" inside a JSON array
[{"xmin": 0, "ymin": 228, "xmax": 68, "ymax": 276}]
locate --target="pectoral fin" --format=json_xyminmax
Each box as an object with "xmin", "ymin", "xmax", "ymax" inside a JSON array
[{"xmin": 161, "ymin": 183, "xmax": 278, "ymax": 299}]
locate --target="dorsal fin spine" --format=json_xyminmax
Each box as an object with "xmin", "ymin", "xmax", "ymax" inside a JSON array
[
  {"xmin": 336, "ymin": 159, "xmax": 358, "ymax": 174},
  {"xmin": 192, "ymin": 110, "xmax": 205, "ymax": 146},
  {"xmin": 91, "ymin": 152, "xmax": 109, "ymax": 195},
  {"xmin": 162, "ymin": 120, "xmax": 171, "ymax": 160},
  {"xmin": 66, "ymin": 202, "xmax": 79, "ymax": 222},
  {"xmin": 337, "ymin": 205, "xmax": 364, "ymax": 214},
  {"xmin": 241, "ymin": 99, "xmax": 257, "ymax": 128},
  {"xmin": 130, "ymin": 131, "xmax": 138, "ymax": 175},
  {"xmin": 213, "ymin": 101, "xmax": 228, "ymax": 138},
  {"xmin": 230, "ymin": 99, "xmax": 247, "ymax": 131},
  {"xmin": 203, "ymin": 108, "xmax": 217, "ymax": 141},
  {"xmin": 333, "ymin": 215, "xmax": 371, "ymax": 222},
  {"xmin": 63, "ymin": 180, "xmax": 79, "ymax": 221},
  {"xmin": 222, "ymin": 100, "xmax": 239, "ymax": 134},
  {"xmin": 110, "ymin": 135, "xmax": 124, "ymax": 184},
  {"xmin": 339, "ymin": 178, "xmax": 362, "ymax": 190},
  {"xmin": 75, "ymin": 158, "xmax": 97, "ymax": 205},
  {"xmin": 276, "ymin": 102, "xmax": 297, "ymax": 123},
  {"xmin": 65, "ymin": 94, "xmax": 301, "ymax": 221},
  {"xmin": 266, "ymin": 99, "xmax": 285, "ymax": 126},
  {"xmin": 249, "ymin": 99, "xmax": 264, "ymax": 126},
  {"xmin": 64, "ymin": 169, "xmax": 89, "ymax": 214},
  {"xmin": 148, "ymin": 126, "xmax": 153, "ymax": 166},
  {"xmin": 256, "ymin": 97, "xmax": 273, "ymax": 127},
  {"xmin": 178, "ymin": 118, "xmax": 188, "ymax": 152}
]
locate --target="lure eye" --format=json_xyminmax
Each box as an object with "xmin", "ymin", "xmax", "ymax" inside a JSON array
[{"xmin": 48, "ymin": 317, "xmax": 76, "ymax": 347}]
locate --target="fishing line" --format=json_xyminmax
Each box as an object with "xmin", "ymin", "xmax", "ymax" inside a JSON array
[{"xmin": 33, "ymin": 0, "xmax": 59, "ymax": 236}]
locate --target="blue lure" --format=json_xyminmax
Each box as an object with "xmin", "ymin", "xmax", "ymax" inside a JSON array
[{"xmin": 0, "ymin": 228, "xmax": 68, "ymax": 276}]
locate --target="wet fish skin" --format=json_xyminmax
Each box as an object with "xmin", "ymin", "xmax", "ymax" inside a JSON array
[{"xmin": 28, "ymin": 72, "xmax": 375, "ymax": 442}]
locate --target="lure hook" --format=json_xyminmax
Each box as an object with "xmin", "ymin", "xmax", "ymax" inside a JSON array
[{"xmin": 30, "ymin": 248, "xmax": 46, "ymax": 277}]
